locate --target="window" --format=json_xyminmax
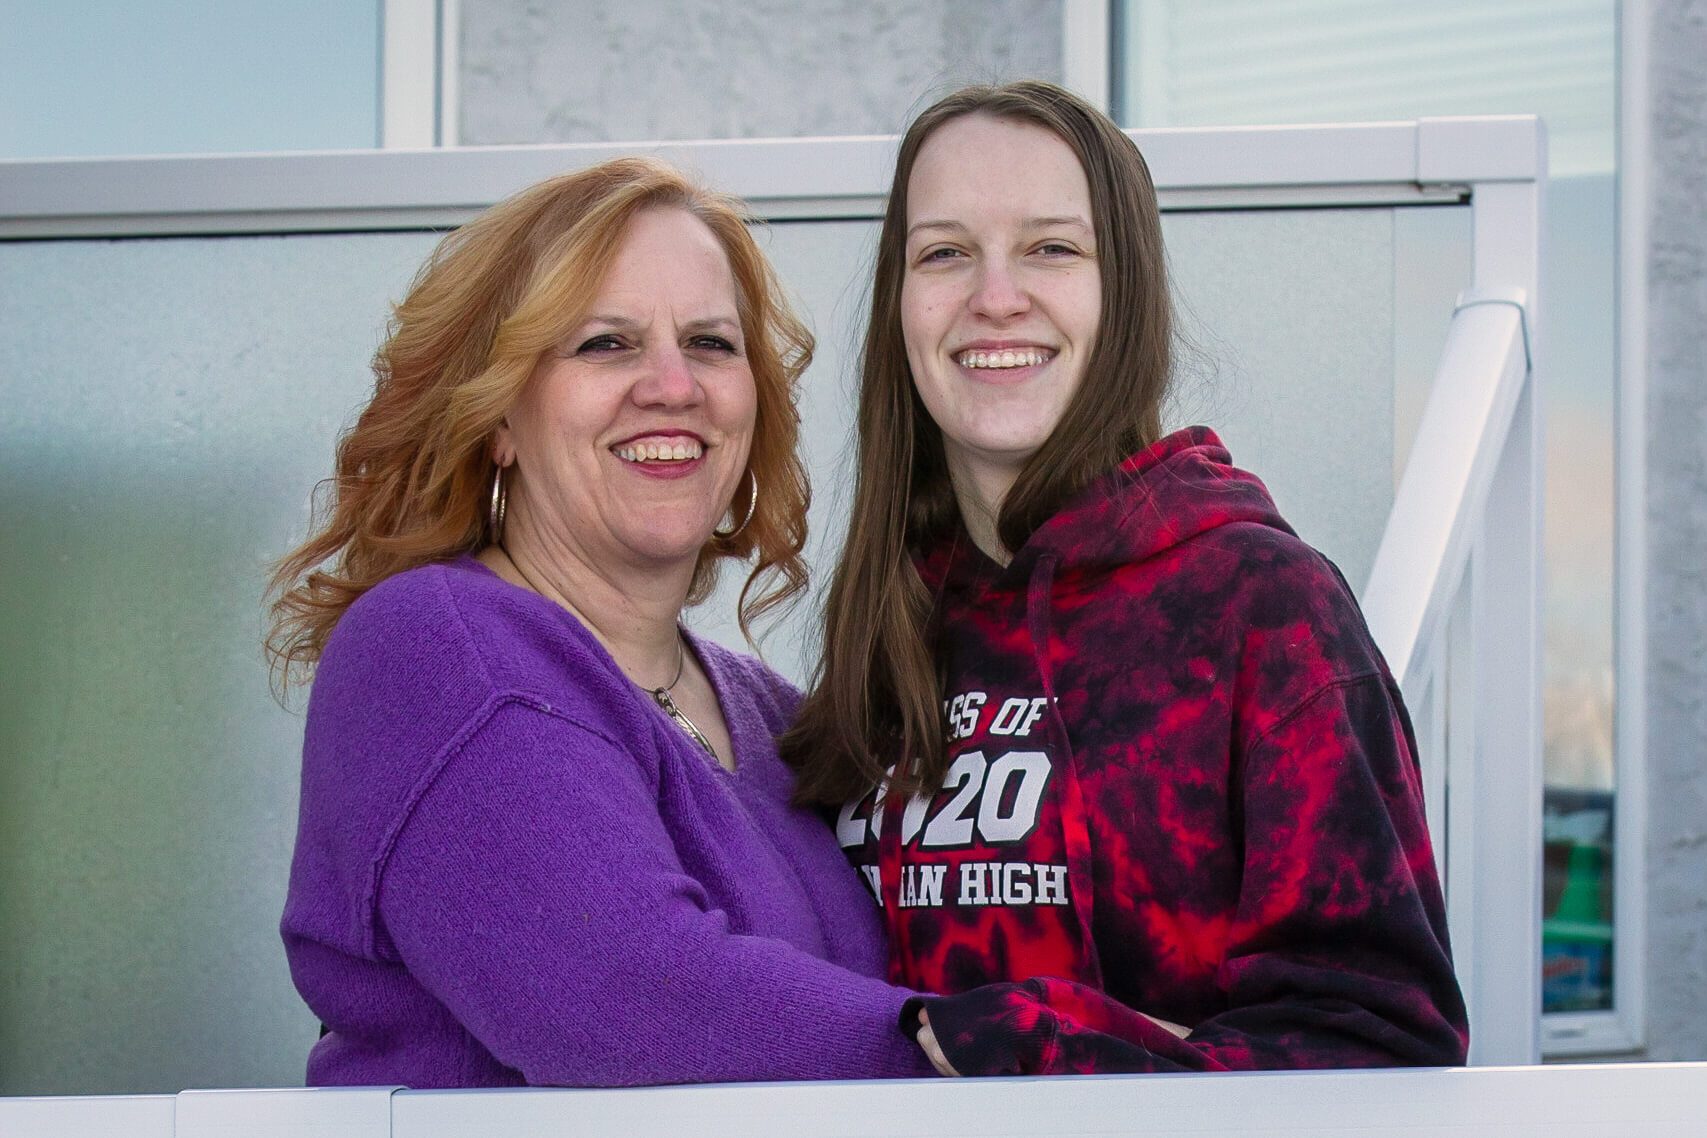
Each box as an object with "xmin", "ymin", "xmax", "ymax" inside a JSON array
[
  {"xmin": 0, "ymin": 0, "xmax": 381, "ymax": 159},
  {"xmin": 1111, "ymin": 0, "xmax": 1624, "ymax": 1050}
]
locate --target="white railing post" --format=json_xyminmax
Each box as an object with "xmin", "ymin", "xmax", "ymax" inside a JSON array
[
  {"xmin": 1363, "ymin": 118, "xmax": 1545, "ymax": 1066},
  {"xmin": 1459, "ymin": 166, "xmax": 1545, "ymax": 1066}
]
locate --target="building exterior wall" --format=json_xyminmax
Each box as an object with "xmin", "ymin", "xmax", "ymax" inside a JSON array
[
  {"xmin": 458, "ymin": 0, "xmax": 1064, "ymax": 144},
  {"xmin": 1644, "ymin": 0, "xmax": 1707, "ymax": 1063}
]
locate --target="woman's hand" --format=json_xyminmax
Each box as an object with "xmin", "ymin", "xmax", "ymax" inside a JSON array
[
  {"xmin": 906, "ymin": 981, "xmax": 1207, "ymax": 1077},
  {"xmin": 915, "ymin": 1009, "xmax": 961, "ymax": 1077}
]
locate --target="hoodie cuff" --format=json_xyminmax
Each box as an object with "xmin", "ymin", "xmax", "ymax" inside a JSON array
[
  {"xmin": 909, "ymin": 977, "xmax": 1215, "ymax": 1076},
  {"xmin": 898, "ymin": 996, "xmax": 927, "ymax": 1043},
  {"xmin": 906, "ymin": 980, "xmax": 1056, "ymax": 1076}
]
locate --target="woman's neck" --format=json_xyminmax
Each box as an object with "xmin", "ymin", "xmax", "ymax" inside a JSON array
[
  {"xmin": 947, "ymin": 456, "xmax": 1017, "ymax": 567},
  {"xmin": 479, "ymin": 526, "xmax": 690, "ymax": 690}
]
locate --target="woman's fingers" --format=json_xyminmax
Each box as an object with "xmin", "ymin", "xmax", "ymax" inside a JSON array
[{"xmin": 915, "ymin": 1008, "xmax": 961, "ymax": 1077}]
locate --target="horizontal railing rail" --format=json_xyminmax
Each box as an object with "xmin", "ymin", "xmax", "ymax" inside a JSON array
[
  {"xmin": 5, "ymin": 1063, "xmax": 1705, "ymax": 1138},
  {"xmin": 0, "ymin": 116, "xmax": 1538, "ymax": 237}
]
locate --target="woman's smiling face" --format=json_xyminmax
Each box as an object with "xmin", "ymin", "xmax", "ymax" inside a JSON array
[
  {"xmin": 495, "ymin": 206, "xmax": 757, "ymax": 576},
  {"xmin": 900, "ymin": 113, "xmax": 1101, "ymax": 504}
]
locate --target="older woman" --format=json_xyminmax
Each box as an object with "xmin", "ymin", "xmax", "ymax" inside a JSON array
[
  {"xmin": 786, "ymin": 82, "xmax": 1469, "ymax": 1076},
  {"xmin": 270, "ymin": 159, "xmax": 935, "ymax": 1087}
]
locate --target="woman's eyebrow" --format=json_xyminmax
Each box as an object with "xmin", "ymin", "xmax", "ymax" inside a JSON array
[
  {"xmin": 1022, "ymin": 215, "xmax": 1092, "ymax": 231},
  {"xmin": 906, "ymin": 215, "xmax": 1092, "ymax": 241},
  {"xmin": 681, "ymin": 315, "xmax": 742, "ymax": 336},
  {"xmin": 578, "ymin": 314, "xmax": 740, "ymax": 335},
  {"xmin": 906, "ymin": 218, "xmax": 965, "ymax": 241},
  {"xmin": 579, "ymin": 314, "xmax": 642, "ymax": 331}
]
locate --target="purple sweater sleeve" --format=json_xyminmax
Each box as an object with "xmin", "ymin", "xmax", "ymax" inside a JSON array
[{"xmin": 377, "ymin": 698, "xmax": 932, "ymax": 1086}]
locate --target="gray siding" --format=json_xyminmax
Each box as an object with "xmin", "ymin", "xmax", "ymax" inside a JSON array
[
  {"xmin": 458, "ymin": 0, "xmax": 1063, "ymax": 144},
  {"xmin": 1645, "ymin": 0, "xmax": 1707, "ymax": 1063}
]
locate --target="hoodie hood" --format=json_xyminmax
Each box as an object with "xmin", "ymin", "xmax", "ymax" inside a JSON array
[{"xmin": 918, "ymin": 426, "xmax": 1293, "ymax": 594}]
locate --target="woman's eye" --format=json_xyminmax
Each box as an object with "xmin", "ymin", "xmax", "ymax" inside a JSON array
[
  {"xmin": 917, "ymin": 246, "xmax": 964, "ymax": 264},
  {"xmin": 1035, "ymin": 241, "xmax": 1079, "ymax": 257},
  {"xmin": 576, "ymin": 333, "xmax": 626, "ymax": 354},
  {"xmin": 689, "ymin": 335, "xmax": 737, "ymax": 353}
]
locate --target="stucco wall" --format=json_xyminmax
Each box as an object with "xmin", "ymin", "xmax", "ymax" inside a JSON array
[
  {"xmin": 1645, "ymin": 0, "xmax": 1707, "ymax": 1062},
  {"xmin": 458, "ymin": 0, "xmax": 1063, "ymax": 144}
]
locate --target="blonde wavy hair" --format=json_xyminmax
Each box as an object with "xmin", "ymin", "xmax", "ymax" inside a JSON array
[{"xmin": 267, "ymin": 157, "xmax": 813, "ymax": 689}]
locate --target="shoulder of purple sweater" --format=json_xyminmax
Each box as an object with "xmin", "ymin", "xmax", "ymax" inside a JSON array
[
  {"xmin": 310, "ymin": 562, "xmax": 496, "ymax": 742},
  {"xmin": 292, "ymin": 559, "xmax": 662, "ymax": 959},
  {"xmin": 317, "ymin": 557, "xmax": 642, "ymax": 726}
]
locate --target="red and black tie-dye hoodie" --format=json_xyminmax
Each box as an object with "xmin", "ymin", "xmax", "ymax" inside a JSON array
[{"xmin": 838, "ymin": 426, "xmax": 1468, "ymax": 1075}]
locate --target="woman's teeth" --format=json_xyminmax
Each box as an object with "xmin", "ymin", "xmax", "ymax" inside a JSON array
[
  {"xmin": 956, "ymin": 348, "xmax": 1050, "ymax": 369},
  {"xmin": 615, "ymin": 440, "xmax": 703, "ymax": 462}
]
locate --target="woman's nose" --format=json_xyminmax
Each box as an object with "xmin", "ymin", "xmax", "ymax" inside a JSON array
[
  {"xmin": 968, "ymin": 260, "xmax": 1029, "ymax": 321},
  {"xmin": 632, "ymin": 342, "xmax": 703, "ymax": 406}
]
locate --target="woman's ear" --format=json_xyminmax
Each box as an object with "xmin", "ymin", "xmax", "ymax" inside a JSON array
[{"xmin": 491, "ymin": 420, "xmax": 516, "ymax": 468}]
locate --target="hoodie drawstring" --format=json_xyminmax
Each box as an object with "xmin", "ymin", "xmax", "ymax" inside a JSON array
[
  {"xmin": 1026, "ymin": 554, "xmax": 1105, "ymax": 988},
  {"xmin": 876, "ymin": 773, "xmax": 908, "ymax": 981}
]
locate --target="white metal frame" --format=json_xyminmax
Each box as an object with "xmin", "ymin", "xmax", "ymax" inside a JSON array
[
  {"xmin": 1062, "ymin": 0, "xmax": 1113, "ymax": 113},
  {"xmin": 438, "ymin": 0, "xmax": 460, "ymax": 147},
  {"xmin": 381, "ymin": 0, "xmax": 459, "ymax": 148},
  {"xmin": 0, "ymin": 116, "xmax": 1577, "ymax": 1117},
  {"xmin": 0, "ymin": 120, "xmax": 1480, "ymax": 241},
  {"xmin": 1475, "ymin": 0, "xmax": 1650, "ymax": 1062},
  {"xmin": 1518, "ymin": 0, "xmax": 1645, "ymax": 1062},
  {"xmin": 1535, "ymin": 0, "xmax": 1651, "ymax": 1060}
]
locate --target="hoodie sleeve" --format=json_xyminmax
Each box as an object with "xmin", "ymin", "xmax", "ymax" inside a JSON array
[{"xmin": 907, "ymin": 671, "xmax": 1468, "ymax": 1075}]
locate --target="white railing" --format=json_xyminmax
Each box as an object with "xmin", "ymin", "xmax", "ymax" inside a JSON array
[
  {"xmin": 0, "ymin": 117, "xmax": 1593, "ymax": 1125},
  {"xmin": 5, "ymin": 1062, "xmax": 1706, "ymax": 1138},
  {"xmin": 1361, "ymin": 157, "xmax": 1545, "ymax": 1067}
]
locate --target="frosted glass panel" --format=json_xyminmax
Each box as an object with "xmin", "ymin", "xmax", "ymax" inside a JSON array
[
  {"xmin": 1165, "ymin": 208, "xmax": 1395, "ymax": 593},
  {"xmin": 0, "ymin": 231, "xmax": 439, "ymax": 1094},
  {"xmin": 692, "ymin": 209, "xmax": 1413, "ymax": 677}
]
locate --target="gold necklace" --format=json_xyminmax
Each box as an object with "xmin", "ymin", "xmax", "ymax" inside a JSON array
[{"xmin": 499, "ymin": 543, "xmax": 716, "ymax": 759}]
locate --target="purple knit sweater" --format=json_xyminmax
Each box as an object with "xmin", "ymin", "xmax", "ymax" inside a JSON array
[{"xmin": 280, "ymin": 555, "xmax": 931, "ymax": 1088}]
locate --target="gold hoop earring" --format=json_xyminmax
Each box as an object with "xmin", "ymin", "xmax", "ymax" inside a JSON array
[
  {"xmin": 713, "ymin": 471, "xmax": 758, "ymax": 540},
  {"xmin": 488, "ymin": 463, "xmax": 509, "ymax": 544}
]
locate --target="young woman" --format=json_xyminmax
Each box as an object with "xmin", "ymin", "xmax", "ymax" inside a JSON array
[{"xmin": 785, "ymin": 82, "xmax": 1470, "ymax": 1076}]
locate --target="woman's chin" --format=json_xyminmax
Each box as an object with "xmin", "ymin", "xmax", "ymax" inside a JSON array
[{"xmin": 608, "ymin": 523, "xmax": 722, "ymax": 571}]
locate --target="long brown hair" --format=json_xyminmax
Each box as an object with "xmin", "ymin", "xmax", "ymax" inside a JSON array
[
  {"xmin": 267, "ymin": 157, "xmax": 812, "ymax": 690},
  {"xmin": 783, "ymin": 81, "xmax": 1175, "ymax": 803}
]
